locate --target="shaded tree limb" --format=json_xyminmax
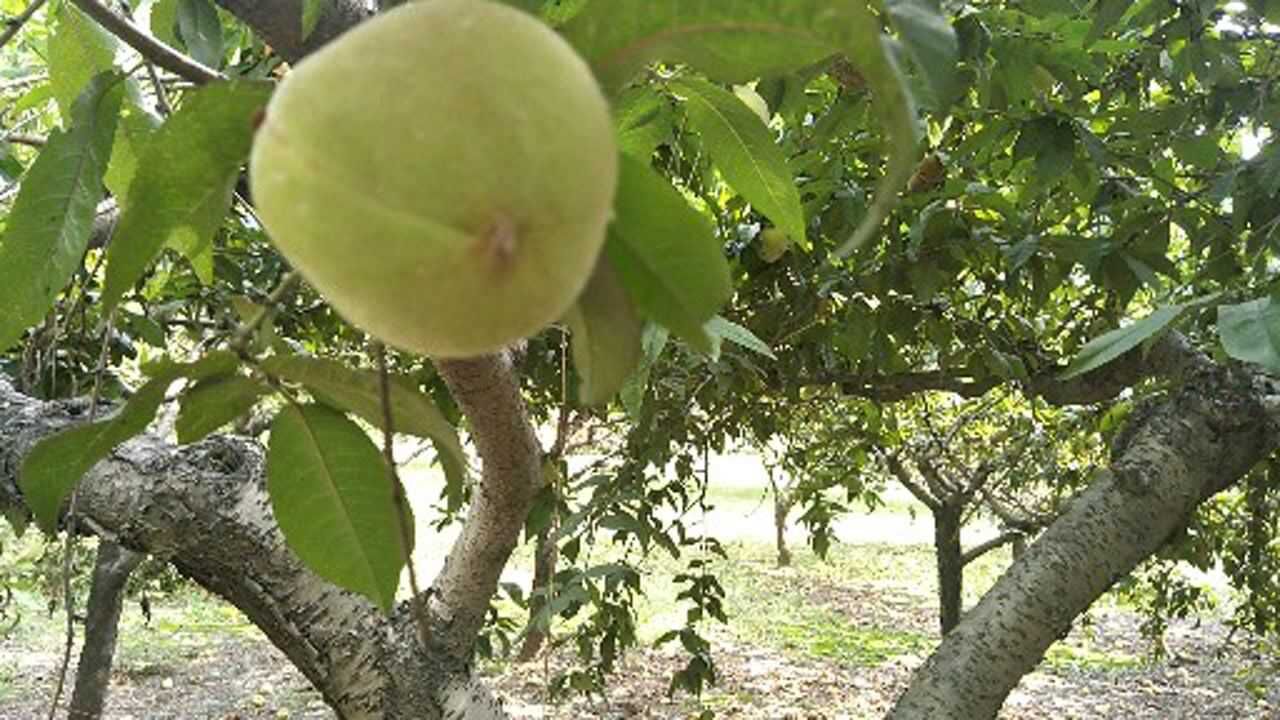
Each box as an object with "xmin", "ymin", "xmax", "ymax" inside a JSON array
[{"xmin": 810, "ymin": 332, "xmax": 1201, "ymax": 406}]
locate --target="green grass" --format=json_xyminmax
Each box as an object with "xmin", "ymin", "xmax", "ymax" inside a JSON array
[{"xmin": 1044, "ymin": 643, "xmax": 1141, "ymax": 672}]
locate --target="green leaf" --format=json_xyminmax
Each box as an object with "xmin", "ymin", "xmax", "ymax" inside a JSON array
[
  {"xmin": 151, "ymin": 0, "xmax": 181, "ymax": 47},
  {"xmin": 101, "ymin": 81, "xmax": 272, "ymax": 312},
  {"xmin": 1218, "ymin": 297, "xmax": 1280, "ymax": 373},
  {"xmin": 267, "ymin": 404, "xmax": 410, "ymax": 611},
  {"xmin": 301, "ymin": 0, "xmax": 325, "ymax": 39},
  {"xmin": 884, "ymin": 0, "xmax": 959, "ymax": 103},
  {"xmin": 259, "ymin": 355, "xmax": 469, "ymax": 491},
  {"xmin": 175, "ymin": 374, "xmax": 269, "ymax": 444},
  {"xmin": 834, "ymin": 30, "xmax": 924, "ymax": 258},
  {"xmin": 104, "ymin": 101, "xmax": 161, "ymax": 204},
  {"xmin": 176, "ymin": 0, "xmax": 224, "ymax": 69},
  {"xmin": 1086, "ymin": 0, "xmax": 1131, "ymax": 45},
  {"xmin": 705, "ymin": 316, "xmax": 776, "ymax": 360},
  {"xmin": 565, "ymin": 259, "xmax": 643, "ymax": 405},
  {"xmin": 1060, "ymin": 296, "xmax": 1219, "ymax": 379},
  {"xmin": 670, "ymin": 77, "xmax": 807, "ymax": 247},
  {"xmin": 614, "ymin": 85, "xmax": 675, "ymax": 160},
  {"xmin": 48, "ymin": 5, "xmax": 117, "ymax": 122},
  {"xmin": 1014, "ymin": 116, "xmax": 1077, "ymax": 188},
  {"xmin": 18, "ymin": 351, "xmax": 238, "ymax": 532},
  {"xmin": 620, "ymin": 324, "xmax": 669, "ymax": 418},
  {"xmin": 605, "ymin": 155, "xmax": 731, "ymax": 354},
  {"xmin": 562, "ymin": 1, "xmax": 845, "ymax": 90},
  {"xmin": 0, "ymin": 73, "xmax": 124, "ymax": 352}
]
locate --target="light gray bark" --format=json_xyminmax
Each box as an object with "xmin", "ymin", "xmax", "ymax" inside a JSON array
[
  {"xmin": 888, "ymin": 359, "xmax": 1280, "ymax": 719},
  {"xmin": 0, "ymin": 354, "xmax": 539, "ymax": 719}
]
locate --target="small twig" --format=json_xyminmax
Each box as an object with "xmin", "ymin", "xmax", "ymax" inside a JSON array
[
  {"xmin": 0, "ymin": 73, "xmax": 47, "ymax": 91},
  {"xmin": 144, "ymin": 62, "xmax": 172, "ymax": 115},
  {"xmin": 229, "ymin": 271, "xmax": 298, "ymax": 355},
  {"xmin": 68, "ymin": 0, "xmax": 224, "ymax": 84},
  {"xmin": 0, "ymin": 0, "xmax": 50, "ymax": 51},
  {"xmin": 376, "ymin": 343, "xmax": 431, "ymax": 649},
  {"xmin": 47, "ymin": 308, "xmax": 116, "ymax": 720},
  {"xmin": 2, "ymin": 132, "xmax": 46, "ymax": 147}
]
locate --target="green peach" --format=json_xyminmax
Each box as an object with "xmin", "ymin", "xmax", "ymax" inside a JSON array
[
  {"xmin": 250, "ymin": 0, "xmax": 617, "ymax": 358},
  {"xmin": 758, "ymin": 227, "xmax": 791, "ymax": 263}
]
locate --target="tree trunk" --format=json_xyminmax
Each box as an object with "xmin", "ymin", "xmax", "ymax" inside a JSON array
[
  {"xmin": 888, "ymin": 362, "xmax": 1278, "ymax": 719},
  {"xmin": 1011, "ymin": 534, "xmax": 1027, "ymax": 560},
  {"xmin": 69, "ymin": 541, "xmax": 144, "ymax": 720},
  {"xmin": 516, "ymin": 522, "xmax": 558, "ymax": 661},
  {"xmin": 0, "ymin": 353, "xmax": 539, "ymax": 720},
  {"xmin": 933, "ymin": 503, "xmax": 963, "ymax": 635},
  {"xmin": 773, "ymin": 487, "xmax": 792, "ymax": 567},
  {"xmin": 1244, "ymin": 464, "xmax": 1274, "ymax": 635}
]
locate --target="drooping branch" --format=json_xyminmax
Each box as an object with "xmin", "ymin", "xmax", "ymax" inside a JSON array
[{"xmin": 809, "ymin": 332, "xmax": 1203, "ymax": 407}]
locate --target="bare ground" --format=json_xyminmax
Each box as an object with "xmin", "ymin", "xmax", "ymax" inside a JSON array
[{"xmin": 0, "ymin": 588, "xmax": 1275, "ymax": 720}]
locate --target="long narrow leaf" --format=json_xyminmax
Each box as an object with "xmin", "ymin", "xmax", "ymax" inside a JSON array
[{"xmin": 0, "ymin": 73, "xmax": 123, "ymax": 351}]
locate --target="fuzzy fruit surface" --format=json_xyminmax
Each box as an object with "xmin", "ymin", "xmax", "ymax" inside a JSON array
[{"xmin": 250, "ymin": 0, "xmax": 618, "ymax": 358}]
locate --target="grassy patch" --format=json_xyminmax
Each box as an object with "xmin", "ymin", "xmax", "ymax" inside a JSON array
[
  {"xmin": 1044, "ymin": 643, "xmax": 1140, "ymax": 672},
  {"xmin": 770, "ymin": 613, "xmax": 933, "ymax": 666}
]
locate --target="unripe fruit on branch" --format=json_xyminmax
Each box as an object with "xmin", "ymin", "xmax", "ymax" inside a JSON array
[
  {"xmin": 757, "ymin": 227, "xmax": 790, "ymax": 263},
  {"xmin": 250, "ymin": 0, "xmax": 618, "ymax": 358}
]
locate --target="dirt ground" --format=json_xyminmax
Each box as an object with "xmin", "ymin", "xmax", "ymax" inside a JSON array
[{"xmin": 1, "ymin": 600, "xmax": 1275, "ymax": 719}]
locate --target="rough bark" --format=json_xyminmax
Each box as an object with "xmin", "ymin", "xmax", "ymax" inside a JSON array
[
  {"xmin": 431, "ymin": 356, "xmax": 544, "ymax": 661},
  {"xmin": 774, "ymin": 491, "xmax": 793, "ymax": 567},
  {"xmin": 0, "ymin": 353, "xmax": 540, "ymax": 719},
  {"xmin": 210, "ymin": 0, "xmax": 372, "ymax": 65},
  {"xmin": 933, "ymin": 503, "xmax": 962, "ymax": 636},
  {"xmin": 68, "ymin": 541, "xmax": 144, "ymax": 720},
  {"xmin": 888, "ymin": 360, "xmax": 1280, "ymax": 719}
]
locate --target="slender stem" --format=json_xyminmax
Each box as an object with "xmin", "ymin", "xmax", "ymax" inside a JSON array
[
  {"xmin": 376, "ymin": 343, "xmax": 430, "ymax": 648},
  {"xmin": 1, "ymin": 132, "xmax": 46, "ymax": 147},
  {"xmin": 145, "ymin": 62, "xmax": 172, "ymax": 115},
  {"xmin": 46, "ymin": 308, "xmax": 116, "ymax": 720},
  {"xmin": 68, "ymin": 0, "xmax": 224, "ymax": 84},
  {"xmin": 0, "ymin": 0, "xmax": 50, "ymax": 51},
  {"xmin": 230, "ymin": 271, "xmax": 298, "ymax": 355}
]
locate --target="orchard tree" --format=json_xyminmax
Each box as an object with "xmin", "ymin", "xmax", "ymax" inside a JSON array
[{"xmin": 1, "ymin": 2, "xmax": 1280, "ymax": 720}]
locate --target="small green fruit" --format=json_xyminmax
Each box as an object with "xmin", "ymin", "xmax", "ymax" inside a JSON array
[
  {"xmin": 758, "ymin": 227, "xmax": 790, "ymax": 263},
  {"xmin": 250, "ymin": 0, "xmax": 618, "ymax": 358}
]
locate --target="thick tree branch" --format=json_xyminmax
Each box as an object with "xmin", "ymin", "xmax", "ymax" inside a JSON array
[
  {"xmin": 430, "ymin": 353, "xmax": 544, "ymax": 659},
  {"xmin": 0, "ymin": 377, "xmax": 510, "ymax": 719},
  {"xmin": 70, "ymin": 0, "xmax": 223, "ymax": 84},
  {"xmin": 889, "ymin": 359, "xmax": 1280, "ymax": 718},
  {"xmin": 212, "ymin": 0, "xmax": 371, "ymax": 65}
]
